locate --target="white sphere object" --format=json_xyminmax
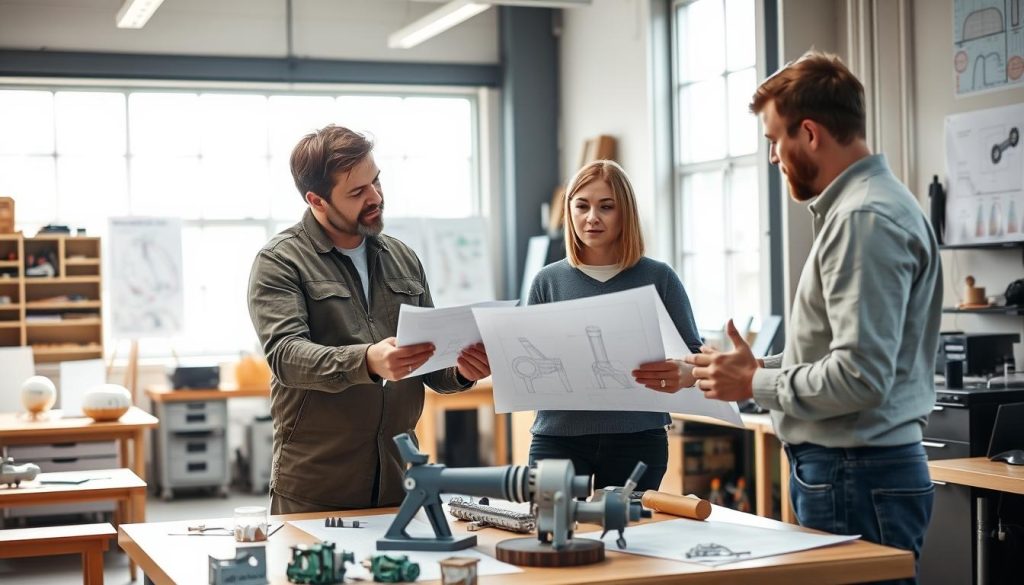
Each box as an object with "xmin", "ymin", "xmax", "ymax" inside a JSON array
[
  {"xmin": 82, "ymin": 384, "xmax": 132, "ymax": 422},
  {"xmin": 21, "ymin": 376, "xmax": 56, "ymax": 415}
]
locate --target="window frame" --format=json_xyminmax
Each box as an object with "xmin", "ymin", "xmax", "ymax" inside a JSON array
[
  {"xmin": 0, "ymin": 80, "xmax": 486, "ymax": 361},
  {"xmin": 669, "ymin": 0, "xmax": 770, "ymax": 335}
]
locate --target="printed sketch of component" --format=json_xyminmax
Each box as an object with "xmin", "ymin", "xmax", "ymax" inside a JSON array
[
  {"xmin": 992, "ymin": 127, "xmax": 1020, "ymax": 164},
  {"xmin": 447, "ymin": 496, "xmax": 537, "ymax": 533},
  {"xmin": 512, "ymin": 337, "xmax": 573, "ymax": 393},
  {"xmin": 586, "ymin": 326, "xmax": 632, "ymax": 389},
  {"xmin": 684, "ymin": 543, "xmax": 751, "ymax": 560}
]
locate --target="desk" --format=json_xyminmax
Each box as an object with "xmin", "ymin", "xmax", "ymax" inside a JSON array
[
  {"xmin": 928, "ymin": 457, "xmax": 1024, "ymax": 495},
  {"xmin": 0, "ymin": 468, "xmax": 146, "ymax": 579},
  {"xmin": 145, "ymin": 385, "xmax": 271, "ymax": 402},
  {"xmin": 928, "ymin": 457, "xmax": 1024, "ymax": 584},
  {"xmin": 0, "ymin": 407, "xmax": 158, "ymax": 482},
  {"xmin": 118, "ymin": 505, "xmax": 913, "ymax": 584},
  {"xmin": 416, "ymin": 378, "xmax": 507, "ymax": 466}
]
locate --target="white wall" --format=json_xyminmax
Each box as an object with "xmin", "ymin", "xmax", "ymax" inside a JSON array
[
  {"xmin": 0, "ymin": 0, "xmax": 499, "ymax": 64},
  {"xmin": 913, "ymin": 0, "xmax": 1024, "ymax": 362},
  {"xmin": 560, "ymin": 0, "xmax": 662, "ymax": 257}
]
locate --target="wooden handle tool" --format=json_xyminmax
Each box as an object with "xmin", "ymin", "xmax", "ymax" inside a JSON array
[{"xmin": 640, "ymin": 491, "xmax": 712, "ymax": 521}]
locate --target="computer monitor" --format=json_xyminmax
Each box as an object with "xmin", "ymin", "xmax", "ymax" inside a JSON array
[{"xmin": 986, "ymin": 402, "xmax": 1024, "ymax": 458}]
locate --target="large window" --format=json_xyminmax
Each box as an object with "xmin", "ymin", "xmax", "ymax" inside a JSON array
[
  {"xmin": 672, "ymin": 0, "xmax": 763, "ymax": 333},
  {"xmin": 0, "ymin": 86, "xmax": 480, "ymax": 359}
]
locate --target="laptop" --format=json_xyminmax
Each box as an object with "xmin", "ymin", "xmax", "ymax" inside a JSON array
[{"xmin": 987, "ymin": 402, "xmax": 1024, "ymax": 465}]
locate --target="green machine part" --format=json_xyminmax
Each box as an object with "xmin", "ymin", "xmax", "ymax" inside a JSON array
[
  {"xmin": 286, "ymin": 541, "xmax": 355, "ymax": 585},
  {"xmin": 367, "ymin": 554, "xmax": 421, "ymax": 583}
]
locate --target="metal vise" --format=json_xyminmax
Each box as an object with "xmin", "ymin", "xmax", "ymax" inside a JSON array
[{"xmin": 377, "ymin": 433, "xmax": 648, "ymax": 552}]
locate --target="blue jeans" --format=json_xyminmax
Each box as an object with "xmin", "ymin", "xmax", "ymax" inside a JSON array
[
  {"xmin": 786, "ymin": 442, "xmax": 934, "ymax": 585},
  {"xmin": 529, "ymin": 428, "xmax": 668, "ymax": 491}
]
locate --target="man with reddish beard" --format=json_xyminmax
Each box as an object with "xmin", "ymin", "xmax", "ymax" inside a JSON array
[
  {"xmin": 685, "ymin": 52, "xmax": 941, "ymax": 584},
  {"xmin": 248, "ymin": 125, "xmax": 490, "ymax": 513}
]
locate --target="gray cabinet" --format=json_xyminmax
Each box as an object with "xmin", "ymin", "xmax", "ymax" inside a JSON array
[{"xmin": 153, "ymin": 400, "xmax": 229, "ymax": 500}]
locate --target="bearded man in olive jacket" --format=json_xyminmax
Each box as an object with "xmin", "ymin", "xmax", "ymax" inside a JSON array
[{"xmin": 248, "ymin": 125, "xmax": 491, "ymax": 513}]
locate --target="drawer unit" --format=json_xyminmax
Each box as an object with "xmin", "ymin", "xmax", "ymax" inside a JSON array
[
  {"xmin": 164, "ymin": 401, "xmax": 227, "ymax": 432},
  {"xmin": 923, "ymin": 405, "xmax": 970, "ymax": 443},
  {"xmin": 7, "ymin": 440, "xmax": 118, "ymax": 460},
  {"xmin": 246, "ymin": 417, "xmax": 273, "ymax": 494},
  {"xmin": 153, "ymin": 399, "xmax": 230, "ymax": 500}
]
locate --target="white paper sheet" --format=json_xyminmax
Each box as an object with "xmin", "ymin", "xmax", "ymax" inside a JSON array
[
  {"xmin": 0, "ymin": 347, "xmax": 35, "ymax": 413},
  {"xmin": 58, "ymin": 359, "xmax": 106, "ymax": 417},
  {"xmin": 289, "ymin": 513, "xmax": 522, "ymax": 580},
  {"xmin": 396, "ymin": 300, "xmax": 519, "ymax": 379},
  {"xmin": 577, "ymin": 517, "xmax": 859, "ymax": 567},
  {"xmin": 474, "ymin": 286, "xmax": 742, "ymax": 426}
]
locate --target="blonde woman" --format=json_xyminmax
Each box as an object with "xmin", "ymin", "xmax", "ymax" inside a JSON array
[{"xmin": 526, "ymin": 160, "xmax": 701, "ymax": 490}]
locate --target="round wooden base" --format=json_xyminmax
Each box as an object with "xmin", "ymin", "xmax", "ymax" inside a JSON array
[{"xmin": 495, "ymin": 537, "xmax": 605, "ymax": 567}]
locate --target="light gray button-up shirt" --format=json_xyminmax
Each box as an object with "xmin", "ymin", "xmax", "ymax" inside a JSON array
[{"xmin": 753, "ymin": 155, "xmax": 942, "ymax": 447}]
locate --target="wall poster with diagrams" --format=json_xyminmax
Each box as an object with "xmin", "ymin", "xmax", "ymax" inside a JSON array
[
  {"xmin": 954, "ymin": 0, "xmax": 1024, "ymax": 96},
  {"xmin": 944, "ymin": 104, "xmax": 1024, "ymax": 245}
]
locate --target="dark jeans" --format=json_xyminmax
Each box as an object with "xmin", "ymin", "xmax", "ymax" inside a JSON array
[
  {"xmin": 786, "ymin": 441, "xmax": 934, "ymax": 585},
  {"xmin": 529, "ymin": 428, "xmax": 668, "ymax": 491}
]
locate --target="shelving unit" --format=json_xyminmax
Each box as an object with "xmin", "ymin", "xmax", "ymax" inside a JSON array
[{"xmin": 0, "ymin": 233, "xmax": 103, "ymax": 363}]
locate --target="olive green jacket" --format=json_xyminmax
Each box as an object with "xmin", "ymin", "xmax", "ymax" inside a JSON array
[{"xmin": 247, "ymin": 209, "xmax": 471, "ymax": 510}]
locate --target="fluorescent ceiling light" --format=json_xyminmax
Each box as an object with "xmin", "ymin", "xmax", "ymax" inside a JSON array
[
  {"xmin": 116, "ymin": 0, "xmax": 166, "ymax": 29},
  {"xmin": 389, "ymin": 0, "xmax": 490, "ymax": 49}
]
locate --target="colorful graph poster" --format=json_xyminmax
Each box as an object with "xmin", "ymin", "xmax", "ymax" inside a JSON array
[
  {"xmin": 944, "ymin": 104, "xmax": 1024, "ymax": 245},
  {"xmin": 954, "ymin": 0, "xmax": 1024, "ymax": 96}
]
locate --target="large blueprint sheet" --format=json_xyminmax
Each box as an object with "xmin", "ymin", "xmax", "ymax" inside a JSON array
[{"xmin": 474, "ymin": 286, "xmax": 742, "ymax": 425}]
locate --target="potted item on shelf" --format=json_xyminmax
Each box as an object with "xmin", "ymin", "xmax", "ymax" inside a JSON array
[{"xmin": 959, "ymin": 275, "xmax": 991, "ymax": 309}]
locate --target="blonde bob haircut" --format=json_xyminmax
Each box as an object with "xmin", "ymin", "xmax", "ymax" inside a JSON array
[{"xmin": 563, "ymin": 160, "xmax": 645, "ymax": 269}]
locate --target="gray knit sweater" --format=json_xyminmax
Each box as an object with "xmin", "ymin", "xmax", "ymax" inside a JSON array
[{"xmin": 527, "ymin": 257, "xmax": 703, "ymax": 436}]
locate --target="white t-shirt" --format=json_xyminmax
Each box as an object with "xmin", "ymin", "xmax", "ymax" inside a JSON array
[
  {"xmin": 337, "ymin": 239, "xmax": 370, "ymax": 307},
  {"xmin": 577, "ymin": 263, "xmax": 622, "ymax": 283}
]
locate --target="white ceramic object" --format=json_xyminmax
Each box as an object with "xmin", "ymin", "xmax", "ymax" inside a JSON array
[
  {"xmin": 82, "ymin": 384, "xmax": 132, "ymax": 422},
  {"xmin": 21, "ymin": 376, "xmax": 56, "ymax": 415}
]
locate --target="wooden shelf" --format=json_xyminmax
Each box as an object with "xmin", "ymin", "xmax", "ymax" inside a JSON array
[
  {"xmin": 32, "ymin": 345, "xmax": 102, "ymax": 357},
  {"xmin": 2, "ymin": 234, "xmax": 103, "ymax": 362},
  {"xmin": 25, "ymin": 318, "xmax": 102, "ymax": 328},
  {"xmin": 25, "ymin": 301, "xmax": 101, "ymax": 310},
  {"xmin": 25, "ymin": 276, "xmax": 101, "ymax": 284}
]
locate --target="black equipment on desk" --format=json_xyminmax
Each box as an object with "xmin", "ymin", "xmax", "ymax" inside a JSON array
[
  {"xmin": 171, "ymin": 365, "xmax": 220, "ymax": 389},
  {"xmin": 936, "ymin": 332, "xmax": 1020, "ymax": 378},
  {"xmin": 987, "ymin": 402, "xmax": 1024, "ymax": 465}
]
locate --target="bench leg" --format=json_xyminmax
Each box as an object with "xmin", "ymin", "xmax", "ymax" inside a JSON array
[{"xmin": 83, "ymin": 549, "xmax": 105, "ymax": 585}]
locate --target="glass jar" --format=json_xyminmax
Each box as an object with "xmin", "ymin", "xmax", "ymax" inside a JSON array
[{"xmin": 233, "ymin": 505, "xmax": 269, "ymax": 542}]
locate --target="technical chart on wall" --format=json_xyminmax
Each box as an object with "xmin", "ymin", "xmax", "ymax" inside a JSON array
[
  {"xmin": 954, "ymin": 0, "xmax": 1024, "ymax": 96},
  {"xmin": 108, "ymin": 217, "xmax": 185, "ymax": 337},
  {"xmin": 944, "ymin": 104, "xmax": 1024, "ymax": 245},
  {"xmin": 474, "ymin": 286, "xmax": 742, "ymax": 426}
]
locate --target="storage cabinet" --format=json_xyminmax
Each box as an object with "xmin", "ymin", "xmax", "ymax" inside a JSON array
[
  {"xmin": 152, "ymin": 399, "xmax": 229, "ymax": 500},
  {"xmin": 0, "ymin": 233, "xmax": 103, "ymax": 363},
  {"xmin": 3, "ymin": 441, "xmax": 118, "ymax": 521}
]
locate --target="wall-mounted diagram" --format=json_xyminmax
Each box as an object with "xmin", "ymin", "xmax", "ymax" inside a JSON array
[
  {"xmin": 992, "ymin": 127, "xmax": 1020, "ymax": 164},
  {"xmin": 586, "ymin": 326, "xmax": 631, "ymax": 389},
  {"xmin": 512, "ymin": 337, "xmax": 573, "ymax": 394},
  {"xmin": 954, "ymin": 0, "xmax": 1023, "ymax": 95}
]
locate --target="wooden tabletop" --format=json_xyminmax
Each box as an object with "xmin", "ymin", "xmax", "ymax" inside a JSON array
[
  {"xmin": 0, "ymin": 468, "xmax": 145, "ymax": 506},
  {"xmin": 670, "ymin": 412, "xmax": 775, "ymax": 434},
  {"xmin": 928, "ymin": 457, "xmax": 1024, "ymax": 495},
  {"xmin": 145, "ymin": 386, "xmax": 271, "ymax": 403},
  {"xmin": 119, "ymin": 505, "xmax": 912, "ymax": 585},
  {"xmin": 0, "ymin": 407, "xmax": 158, "ymax": 442}
]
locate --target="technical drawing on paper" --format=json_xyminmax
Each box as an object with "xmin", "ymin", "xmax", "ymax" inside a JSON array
[
  {"xmin": 109, "ymin": 217, "xmax": 185, "ymax": 338},
  {"xmin": 684, "ymin": 543, "xmax": 751, "ymax": 560},
  {"xmin": 586, "ymin": 326, "xmax": 631, "ymax": 389},
  {"xmin": 954, "ymin": 0, "xmax": 1024, "ymax": 95},
  {"xmin": 992, "ymin": 127, "xmax": 1020, "ymax": 164},
  {"xmin": 512, "ymin": 337, "xmax": 573, "ymax": 394}
]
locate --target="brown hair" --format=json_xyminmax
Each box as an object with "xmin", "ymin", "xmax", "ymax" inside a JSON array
[
  {"xmin": 563, "ymin": 160, "xmax": 645, "ymax": 268},
  {"xmin": 749, "ymin": 50, "xmax": 866, "ymax": 145},
  {"xmin": 290, "ymin": 124, "xmax": 374, "ymax": 201}
]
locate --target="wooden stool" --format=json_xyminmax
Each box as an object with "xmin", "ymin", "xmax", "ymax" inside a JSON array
[{"xmin": 0, "ymin": 522, "xmax": 116, "ymax": 584}]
